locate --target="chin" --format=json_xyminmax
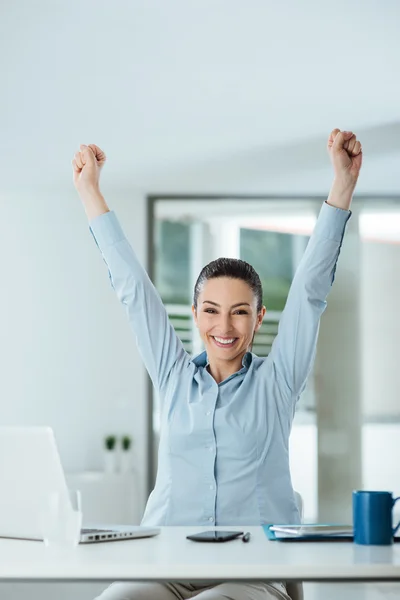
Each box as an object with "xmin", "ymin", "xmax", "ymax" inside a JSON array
[{"xmin": 206, "ymin": 344, "xmax": 243, "ymax": 360}]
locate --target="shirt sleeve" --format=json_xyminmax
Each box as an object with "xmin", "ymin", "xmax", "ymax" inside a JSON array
[
  {"xmin": 89, "ymin": 210, "xmax": 188, "ymax": 392},
  {"xmin": 265, "ymin": 201, "xmax": 352, "ymax": 402}
]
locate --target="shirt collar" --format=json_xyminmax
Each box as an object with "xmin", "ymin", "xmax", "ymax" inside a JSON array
[{"xmin": 190, "ymin": 350, "xmax": 253, "ymax": 370}]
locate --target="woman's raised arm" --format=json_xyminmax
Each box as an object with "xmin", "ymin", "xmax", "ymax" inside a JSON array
[
  {"xmin": 266, "ymin": 129, "xmax": 362, "ymax": 402},
  {"xmin": 72, "ymin": 144, "xmax": 188, "ymax": 391}
]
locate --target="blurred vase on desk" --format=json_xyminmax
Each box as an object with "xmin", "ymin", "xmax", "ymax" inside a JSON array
[
  {"xmin": 65, "ymin": 471, "xmax": 141, "ymax": 524},
  {"xmin": 120, "ymin": 435, "xmax": 134, "ymax": 473},
  {"xmin": 104, "ymin": 434, "xmax": 117, "ymax": 473}
]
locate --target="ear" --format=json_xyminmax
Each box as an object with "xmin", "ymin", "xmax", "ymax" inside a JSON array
[
  {"xmin": 254, "ymin": 306, "xmax": 266, "ymax": 333},
  {"xmin": 191, "ymin": 305, "xmax": 198, "ymax": 327}
]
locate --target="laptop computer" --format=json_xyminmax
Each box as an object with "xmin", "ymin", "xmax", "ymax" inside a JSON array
[{"xmin": 0, "ymin": 427, "xmax": 160, "ymax": 544}]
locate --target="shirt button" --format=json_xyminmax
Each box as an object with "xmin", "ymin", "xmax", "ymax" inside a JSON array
[
  {"xmin": 208, "ymin": 517, "xmax": 214, "ymax": 522},
  {"xmin": 209, "ymin": 485, "xmax": 214, "ymax": 490},
  {"xmin": 206, "ymin": 411, "xmax": 211, "ymax": 416},
  {"xmin": 209, "ymin": 446, "xmax": 213, "ymax": 452}
]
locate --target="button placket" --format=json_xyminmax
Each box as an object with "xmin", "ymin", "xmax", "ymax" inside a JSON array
[{"xmin": 201, "ymin": 388, "xmax": 217, "ymax": 526}]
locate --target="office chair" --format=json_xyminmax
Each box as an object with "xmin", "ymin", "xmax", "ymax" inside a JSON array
[{"xmin": 285, "ymin": 491, "xmax": 304, "ymax": 600}]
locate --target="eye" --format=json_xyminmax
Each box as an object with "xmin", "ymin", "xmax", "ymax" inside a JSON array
[
  {"xmin": 234, "ymin": 309, "xmax": 248, "ymax": 315},
  {"xmin": 204, "ymin": 308, "xmax": 216, "ymax": 314}
]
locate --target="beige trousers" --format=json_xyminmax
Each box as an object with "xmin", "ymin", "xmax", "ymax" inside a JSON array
[{"xmin": 94, "ymin": 580, "xmax": 291, "ymax": 600}]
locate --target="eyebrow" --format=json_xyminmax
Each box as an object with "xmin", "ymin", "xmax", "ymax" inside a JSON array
[{"xmin": 202, "ymin": 301, "xmax": 251, "ymax": 309}]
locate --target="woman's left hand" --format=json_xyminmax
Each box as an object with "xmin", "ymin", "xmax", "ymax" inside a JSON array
[{"xmin": 327, "ymin": 128, "xmax": 363, "ymax": 190}]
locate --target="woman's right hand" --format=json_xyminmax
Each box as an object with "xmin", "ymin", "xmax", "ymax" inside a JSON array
[
  {"xmin": 72, "ymin": 144, "xmax": 110, "ymax": 220},
  {"xmin": 72, "ymin": 144, "xmax": 106, "ymax": 199}
]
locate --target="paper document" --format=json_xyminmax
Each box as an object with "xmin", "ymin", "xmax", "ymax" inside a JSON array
[{"xmin": 269, "ymin": 524, "xmax": 353, "ymax": 538}]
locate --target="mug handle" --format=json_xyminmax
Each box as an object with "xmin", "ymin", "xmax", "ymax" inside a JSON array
[{"xmin": 392, "ymin": 497, "xmax": 400, "ymax": 535}]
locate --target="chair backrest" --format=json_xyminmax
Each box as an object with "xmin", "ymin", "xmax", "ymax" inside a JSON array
[
  {"xmin": 285, "ymin": 491, "xmax": 304, "ymax": 600},
  {"xmin": 294, "ymin": 490, "xmax": 304, "ymax": 519}
]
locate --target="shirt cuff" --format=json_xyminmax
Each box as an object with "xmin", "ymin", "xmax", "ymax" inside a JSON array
[
  {"xmin": 89, "ymin": 211, "xmax": 126, "ymax": 251},
  {"xmin": 313, "ymin": 201, "xmax": 352, "ymax": 243}
]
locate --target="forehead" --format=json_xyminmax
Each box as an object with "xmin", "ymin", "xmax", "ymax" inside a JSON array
[{"xmin": 199, "ymin": 277, "xmax": 255, "ymax": 303}]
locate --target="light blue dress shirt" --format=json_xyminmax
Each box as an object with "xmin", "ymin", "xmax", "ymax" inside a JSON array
[{"xmin": 90, "ymin": 201, "xmax": 351, "ymax": 527}]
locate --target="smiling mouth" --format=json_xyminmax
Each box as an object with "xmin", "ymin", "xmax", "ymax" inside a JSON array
[{"xmin": 211, "ymin": 336, "xmax": 238, "ymax": 348}]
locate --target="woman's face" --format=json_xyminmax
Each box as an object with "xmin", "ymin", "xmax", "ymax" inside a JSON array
[{"xmin": 192, "ymin": 277, "xmax": 266, "ymax": 363}]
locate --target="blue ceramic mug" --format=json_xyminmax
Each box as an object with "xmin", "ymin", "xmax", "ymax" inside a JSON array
[{"xmin": 353, "ymin": 490, "xmax": 400, "ymax": 545}]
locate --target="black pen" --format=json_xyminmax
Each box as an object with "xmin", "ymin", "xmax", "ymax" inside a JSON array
[{"xmin": 242, "ymin": 532, "xmax": 251, "ymax": 543}]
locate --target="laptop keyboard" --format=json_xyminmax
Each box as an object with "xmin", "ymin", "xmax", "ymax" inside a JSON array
[{"xmin": 81, "ymin": 528, "xmax": 116, "ymax": 533}]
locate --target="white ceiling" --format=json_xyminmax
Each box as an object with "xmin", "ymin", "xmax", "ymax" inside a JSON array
[{"xmin": 1, "ymin": 0, "xmax": 400, "ymax": 194}]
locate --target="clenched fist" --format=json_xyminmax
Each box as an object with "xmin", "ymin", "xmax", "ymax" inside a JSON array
[
  {"xmin": 327, "ymin": 129, "xmax": 362, "ymax": 189},
  {"xmin": 72, "ymin": 144, "xmax": 106, "ymax": 198},
  {"xmin": 72, "ymin": 144, "xmax": 110, "ymax": 220}
]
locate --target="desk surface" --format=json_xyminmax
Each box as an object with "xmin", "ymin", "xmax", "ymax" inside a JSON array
[{"xmin": 1, "ymin": 526, "xmax": 400, "ymax": 583}]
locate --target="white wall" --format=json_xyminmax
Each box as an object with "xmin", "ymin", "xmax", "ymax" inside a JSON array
[
  {"xmin": 289, "ymin": 423, "xmax": 317, "ymax": 520},
  {"xmin": 362, "ymin": 240, "xmax": 400, "ymax": 418},
  {"xmin": 0, "ymin": 186, "xmax": 149, "ymax": 509},
  {"xmin": 289, "ymin": 422, "xmax": 400, "ymax": 523}
]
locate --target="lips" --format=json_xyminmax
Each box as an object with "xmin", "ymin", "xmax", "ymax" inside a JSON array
[{"xmin": 211, "ymin": 336, "xmax": 238, "ymax": 348}]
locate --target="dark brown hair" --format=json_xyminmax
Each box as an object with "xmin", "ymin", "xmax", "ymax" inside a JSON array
[{"xmin": 193, "ymin": 258, "xmax": 263, "ymax": 312}]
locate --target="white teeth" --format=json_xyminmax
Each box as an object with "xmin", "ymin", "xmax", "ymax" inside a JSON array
[{"xmin": 214, "ymin": 337, "xmax": 236, "ymax": 345}]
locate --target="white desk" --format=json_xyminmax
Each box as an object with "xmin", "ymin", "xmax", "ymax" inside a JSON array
[{"xmin": 0, "ymin": 526, "xmax": 400, "ymax": 583}]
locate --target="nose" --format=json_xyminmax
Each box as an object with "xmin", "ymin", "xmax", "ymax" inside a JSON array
[{"xmin": 217, "ymin": 313, "xmax": 234, "ymax": 334}]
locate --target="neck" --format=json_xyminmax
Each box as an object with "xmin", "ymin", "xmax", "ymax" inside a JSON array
[{"xmin": 207, "ymin": 352, "xmax": 247, "ymax": 384}]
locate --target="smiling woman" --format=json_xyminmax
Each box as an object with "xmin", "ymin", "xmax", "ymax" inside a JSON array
[{"xmin": 72, "ymin": 129, "xmax": 362, "ymax": 600}]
